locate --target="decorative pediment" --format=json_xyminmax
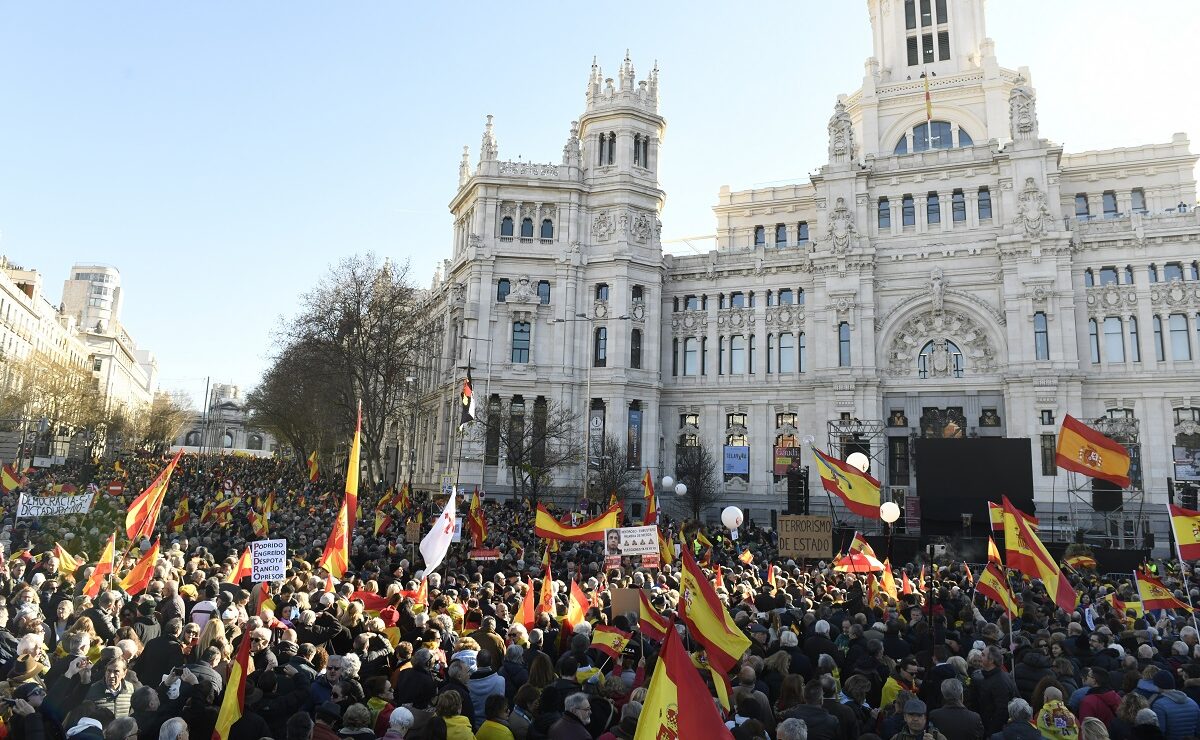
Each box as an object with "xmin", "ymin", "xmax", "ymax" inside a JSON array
[{"xmin": 887, "ymin": 309, "xmax": 999, "ymax": 377}]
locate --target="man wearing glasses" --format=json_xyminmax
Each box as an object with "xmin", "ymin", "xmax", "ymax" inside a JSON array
[{"xmin": 549, "ymin": 692, "xmax": 593, "ymax": 739}]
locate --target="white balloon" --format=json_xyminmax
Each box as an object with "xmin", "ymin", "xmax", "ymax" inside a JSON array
[
  {"xmin": 674, "ymin": 483, "xmax": 688, "ymax": 496},
  {"xmin": 846, "ymin": 452, "xmax": 871, "ymax": 473},
  {"xmin": 880, "ymin": 501, "xmax": 901, "ymax": 523},
  {"xmin": 661, "ymin": 476, "xmax": 674, "ymax": 490},
  {"xmin": 721, "ymin": 506, "xmax": 743, "ymax": 530}
]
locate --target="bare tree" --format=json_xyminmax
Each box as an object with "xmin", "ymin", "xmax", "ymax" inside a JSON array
[
  {"xmin": 476, "ymin": 397, "xmax": 582, "ymax": 506},
  {"xmin": 592, "ymin": 432, "xmax": 641, "ymax": 505},
  {"xmin": 134, "ymin": 392, "xmax": 194, "ymax": 452},
  {"xmin": 673, "ymin": 444, "xmax": 722, "ymax": 521}
]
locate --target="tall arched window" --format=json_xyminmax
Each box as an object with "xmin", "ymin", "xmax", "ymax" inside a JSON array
[
  {"xmin": 633, "ymin": 134, "xmax": 643, "ymax": 166},
  {"xmin": 593, "ymin": 327, "xmax": 607, "ymax": 367},
  {"xmin": 520, "ymin": 218, "xmax": 534, "ymax": 239},
  {"xmin": 630, "ymin": 329, "xmax": 643, "ymax": 369},
  {"xmin": 753, "ymin": 226, "xmax": 766, "ymax": 246},
  {"xmin": 607, "ymin": 132, "xmax": 616, "ymax": 165},
  {"xmin": 185, "ymin": 431, "xmax": 201, "ymax": 446},
  {"xmin": 247, "ymin": 434, "xmax": 263, "ymax": 451},
  {"xmin": 540, "ymin": 219, "xmax": 554, "ymax": 240},
  {"xmin": 917, "ymin": 340, "xmax": 965, "ymax": 378},
  {"xmin": 775, "ymin": 224, "xmax": 787, "ymax": 246},
  {"xmin": 778, "ymin": 332, "xmax": 795, "ymax": 373},
  {"xmin": 896, "ymin": 120, "xmax": 966, "ymax": 154},
  {"xmin": 500, "ymin": 216, "xmax": 514, "ymax": 237}
]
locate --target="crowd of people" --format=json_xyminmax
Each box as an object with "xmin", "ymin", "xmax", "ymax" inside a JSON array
[{"xmin": 1, "ymin": 451, "xmax": 1199, "ymax": 740}]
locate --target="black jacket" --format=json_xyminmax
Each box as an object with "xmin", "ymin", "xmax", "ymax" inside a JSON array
[
  {"xmin": 1013, "ymin": 651, "xmax": 1053, "ymax": 701},
  {"xmin": 929, "ymin": 704, "xmax": 985, "ymax": 740},
  {"xmin": 393, "ymin": 666, "xmax": 437, "ymax": 708},
  {"xmin": 780, "ymin": 704, "xmax": 840, "ymax": 740},
  {"xmin": 138, "ymin": 635, "xmax": 185, "ymax": 685},
  {"xmin": 972, "ymin": 666, "xmax": 1018, "ymax": 736}
]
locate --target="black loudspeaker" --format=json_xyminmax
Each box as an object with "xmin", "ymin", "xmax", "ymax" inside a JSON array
[
  {"xmin": 787, "ymin": 469, "xmax": 808, "ymax": 515},
  {"xmin": 1091, "ymin": 479, "xmax": 1123, "ymax": 511}
]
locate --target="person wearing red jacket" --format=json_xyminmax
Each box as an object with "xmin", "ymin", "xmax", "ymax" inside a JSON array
[{"xmin": 1078, "ymin": 667, "xmax": 1121, "ymax": 725}]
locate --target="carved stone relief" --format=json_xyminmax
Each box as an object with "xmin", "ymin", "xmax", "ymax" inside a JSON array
[
  {"xmin": 887, "ymin": 310, "xmax": 999, "ymax": 376},
  {"xmin": 591, "ymin": 212, "xmax": 615, "ymax": 241},
  {"xmin": 1150, "ymin": 280, "xmax": 1200, "ymax": 310},
  {"xmin": 825, "ymin": 197, "xmax": 858, "ymax": 253},
  {"xmin": 716, "ymin": 308, "xmax": 756, "ymax": 332},
  {"xmin": 1012, "ymin": 177, "xmax": 1051, "ymax": 238},
  {"xmin": 671, "ymin": 311, "xmax": 708, "ymax": 338}
]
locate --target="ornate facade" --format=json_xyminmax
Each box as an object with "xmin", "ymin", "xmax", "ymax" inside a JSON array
[{"xmin": 404, "ymin": 1, "xmax": 1200, "ymax": 547}]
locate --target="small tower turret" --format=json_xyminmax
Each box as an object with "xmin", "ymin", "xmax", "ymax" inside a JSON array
[{"xmin": 479, "ymin": 114, "xmax": 498, "ymax": 164}]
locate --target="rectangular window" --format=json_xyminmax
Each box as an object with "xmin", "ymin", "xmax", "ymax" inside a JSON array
[
  {"xmin": 1104, "ymin": 317, "xmax": 1125, "ymax": 363},
  {"xmin": 685, "ymin": 295, "xmax": 700, "ymax": 311},
  {"xmin": 798, "ymin": 332, "xmax": 806, "ymax": 372},
  {"xmin": 730, "ymin": 335, "xmax": 746, "ymax": 374},
  {"xmin": 1075, "ymin": 194, "xmax": 1090, "ymax": 219},
  {"xmin": 1129, "ymin": 316, "xmax": 1141, "ymax": 362},
  {"xmin": 922, "ymin": 33, "xmax": 935, "ymax": 63},
  {"xmin": 889, "ymin": 437, "xmax": 910, "ymax": 486},
  {"xmin": 1088, "ymin": 320, "xmax": 1100, "ymax": 364},
  {"xmin": 1040, "ymin": 434, "xmax": 1058, "ymax": 476},
  {"xmin": 779, "ymin": 332, "xmax": 795, "ymax": 373},
  {"xmin": 684, "ymin": 338, "xmax": 698, "ymax": 376},
  {"xmin": 1170, "ymin": 313, "xmax": 1192, "ymax": 360},
  {"xmin": 935, "ymin": 0, "xmax": 947, "ymax": 23},
  {"xmin": 749, "ymin": 335, "xmax": 756, "ymax": 373},
  {"xmin": 701, "ymin": 337, "xmax": 707, "ymax": 375},
  {"xmin": 905, "ymin": 0, "xmax": 917, "ymax": 29},
  {"xmin": 754, "ymin": 226, "xmax": 765, "ymax": 246},
  {"xmin": 718, "ymin": 337, "xmax": 724, "ymax": 375},
  {"xmin": 927, "ymin": 192, "xmax": 941, "ymax": 224},
  {"xmin": 1154, "ymin": 316, "xmax": 1166, "ymax": 361},
  {"xmin": 729, "ymin": 292, "xmax": 745, "ymax": 308},
  {"xmin": 766, "ymin": 334, "xmax": 773, "ymax": 373},
  {"xmin": 671, "ymin": 338, "xmax": 678, "ymax": 376},
  {"xmin": 1034, "ymin": 311, "xmax": 1049, "ymax": 360},
  {"xmin": 838, "ymin": 323, "xmax": 851, "ymax": 367},
  {"xmin": 92, "ymin": 358, "xmax": 102, "ymax": 372},
  {"xmin": 511, "ymin": 322, "xmax": 531, "ymax": 363},
  {"xmin": 775, "ymin": 224, "xmax": 787, "ymax": 247},
  {"xmin": 951, "ymin": 189, "xmax": 966, "ymax": 222},
  {"xmin": 484, "ymin": 397, "xmax": 501, "ymax": 465},
  {"xmin": 907, "ymin": 35, "xmax": 919, "ymax": 66},
  {"xmin": 878, "ymin": 197, "xmax": 891, "ymax": 228},
  {"xmin": 902, "ymin": 195, "xmax": 915, "ymax": 226},
  {"xmin": 797, "ymin": 221, "xmax": 809, "ymax": 242},
  {"xmin": 978, "ymin": 187, "xmax": 992, "ymax": 220},
  {"xmin": 593, "ymin": 327, "xmax": 607, "ymax": 367},
  {"xmin": 937, "ymin": 31, "xmax": 950, "ymax": 61},
  {"xmin": 1103, "ymin": 191, "xmax": 1118, "ymax": 218},
  {"xmin": 1165, "ymin": 263, "xmax": 1184, "ymax": 282},
  {"xmin": 1099, "ymin": 267, "xmax": 1119, "ymax": 286},
  {"xmin": 537, "ymin": 280, "xmax": 551, "ymax": 305},
  {"xmin": 920, "ymin": 0, "xmax": 932, "ymax": 25},
  {"xmin": 1132, "ymin": 188, "xmax": 1147, "ymax": 214},
  {"xmin": 631, "ymin": 285, "xmax": 643, "ymax": 302},
  {"xmin": 1040, "ymin": 410, "xmax": 1055, "ymax": 426},
  {"xmin": 778, "ymin": 288, "xmax": 794, "ymax": 305},
  {"xmin": 630, "ymin": 329, "xmax": 642, "ymax": 369},
  {"xmin": 595, "ymin": 284, "xmax": 609, "ymax": 302}
]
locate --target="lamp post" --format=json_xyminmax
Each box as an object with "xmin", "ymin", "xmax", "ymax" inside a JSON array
[
  {"xmin": 554, "ymin": 313, "xmax": 630, "ymax": 504},
  {"xmin": 398, "ymin": 375, "xmax": 415, "ymax": 488}
]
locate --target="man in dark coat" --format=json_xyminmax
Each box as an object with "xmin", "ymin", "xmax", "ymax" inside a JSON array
[
  {"xmin": 928, "ymin": 678, "xmax": 984, "ymax": 740},
  {"xmin": 971, "ymin": 646, "xmax": 1017, "ymax": 736},
  {"xmin": 779, "ymin": 680, "xmax": 840, "ymax": 740},
  {"xmin": 392, "ymin": 649, "xmax": 438, "ymax": 710},
  {"xmin": 130, "ymin": 599, "xmax": 161, "ymax": 646},
  {"xmin": 137, "ymin": 618, "xmax": 185, "ymax": 685}
]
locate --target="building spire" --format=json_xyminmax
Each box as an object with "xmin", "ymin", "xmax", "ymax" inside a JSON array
[{"xmin": 479, "ymin": 115, "xmax": 498, "ymax": 163}]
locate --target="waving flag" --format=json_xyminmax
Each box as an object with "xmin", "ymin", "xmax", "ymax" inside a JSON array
[
  {"xmin": 638, "ymin": 589, "xmax": 669, "ymax": 642},
  {"xmin": 849, "ymin": 531, "xmax": 879, "ymax": 559},
  {"xmin": 901, "ymin": 569, "xmax": 914, "ymax": 595},
  {"xmin": 813, "ymin": 448, "xmax": 880, "ymax": 518},
  {"xmin": 642, "ymin": 469, "xmax": 657, "ymax": 525},
  {"xmin": 513, "ymin": 577, "xmax": 535, "ymax": 630},
  {"xmin": 395, "ymin": 482, "xmax": 410, "ymax": 512},
  {"xmin": 1002, "ymin": 495, "xmax": 1076, "ymax": 612},
  {"xmin": 1, "ymin": 464, "xmax": 25, "ymax": 492},
  {"xmin": 212, "ymin": 617, "xmax": 253, "ymax": 740},
  {"xmin": 534, "ymin": 504, "xmax": 620, "ymax": 542},
  {"xmin": 418, "ymin": 492, "xmax": 457, "ymax": 575},
  {"xmin": 53, "ymin": 543, "xmax": 80, "ymax": 574},
  {"xmin": 880, "ymin": 559, "xmax": 898, "ymax": 601},
  {"xmin": 1169, "ymin": 504, "xmax": 1200, "ymax": 561},
  {"xmin": 120, "ymin": 538, "xmax": 161, "ymax": 596},
  {"xmin": 459, "ymin": 368, "xmax": 476, "ymax": 430},
  {"xmin": 345, "ymin": 404, "xmax": 361, "ymax": 534},
  {"xmin": 678, "ymin": 548, "xmax": 750, "ymax": 673},
  {"xmin": 565, "ymin": 579, "xmax": 590, "ymax": 631},
  {"xmin": 1056, "ymin": 414, "xmax": 1131, "ymax": 488},
  {"xmin": 658, "ymin": 529, "xmax": 674, "ymax": 565},
  {"xmin": 170, "ymin": 498, "xmax": 190, "ymax": 534},
  {"xmin": 373, "ymin": 511, "xmax": 392, "ymax": 537},
  {"xmin": 249, "ymin": 509, "xmax": 269, "ymax": 538},
  {"xmin": 591, "ymin": 625, "xmax": 632, "ymax": 660},
  {"xmin": 538, "ymin": 565, "xmax": 556, "ymax": 617},
  {"xmin": 1136, "ymin": 567, "xmax": 1191, "ymax": 612},
  {"xmin": 989, "ymin": 501, "xmax": 1038, "ymax": 532},
  {"xmin": 977, "ymin": 563, "xmax": 1019, "ymax": 615},
  {"xmin": 988, "ymin": 536, "xmax": 1002, "ymax": 565},
  {"xmin": 83, "ymin": 534, "xmax": 116, "ymax": 598},
  {"xmin": 306, "ymin": 451, "xmax": 319, "ymax": 483},
  {"xmin": 126, "ymin": 449, "xmax": 183, "ymax": 540},
  {"xmin": 467, "ymin": 488, "xmax": 487, "ymax": 548},
  {"xmin": 634, "ymin": 617, "xmax": 734, "ymax": 740},
  {"xmin": 227, "ymin": 547, "xmax": 252, "ymax": 584},
  {"xmin": 318, "ymin": 501, "xmax": 350, "ymax": 579}
]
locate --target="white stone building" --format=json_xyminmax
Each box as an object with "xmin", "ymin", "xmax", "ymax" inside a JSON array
[
  {"xmin": 173, "ymin": 383, "xmax": 278, "ymax": 457},
  {"xmin": 403, "ymin": 0, "xmax": 1200, "ymax": 546}
]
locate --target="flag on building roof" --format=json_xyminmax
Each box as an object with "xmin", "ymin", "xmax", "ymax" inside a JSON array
[
  {"xmin": 1055, "ymin": 414, "xmax": 1132, "ymax": 488},
  {"xmin": 813, "ymin": 448, "xmax": 880, "ymax": 518},
  {"xmin": 534, "ymin": 504, "xmax": 620, "ymax": 542}
]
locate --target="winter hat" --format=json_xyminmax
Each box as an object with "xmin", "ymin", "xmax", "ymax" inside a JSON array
[{"xmin": 1154, "ymin": 669, "xmax": 1176, "ymax": 690}]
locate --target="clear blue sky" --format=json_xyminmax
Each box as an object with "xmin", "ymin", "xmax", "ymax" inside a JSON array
[{"xmin": 2, "ymin": 1, "xmax": 1197, "ymax": 406}]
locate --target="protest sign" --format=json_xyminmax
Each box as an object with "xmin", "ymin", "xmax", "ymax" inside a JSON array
[
  {"xmin": 777, "ymin": 515, "xmax": 833, "ymax": 559},
  {"xmin": 250, "ymin": 539, "xmax": 287, "ymax": 582},
  {"xmin": 405, "ymin": 521, "xmax": 421, "ymax": 541},
  {"xmin": 16, "ymin": 492, "xmax": 95, "ymax": 519},
  {"xmin": 603, "ymin": 525, "xmax": 658, "ymax": 557}
]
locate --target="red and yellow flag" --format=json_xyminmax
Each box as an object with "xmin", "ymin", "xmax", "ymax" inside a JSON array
[
  {"xmin": 119, "ymin": 538, "xmax": 161, "ymax": 597},
  {"xmin": 53, "ymin": 543, "xmax": 79, "ymax": 574},
  {"xmin": 126, "ymin": 449, "xmax": 183, "ymax": 541},
  {"xmin": 318, "ymin": 500, "xmax": 350, "ymax": 579},
  {"xmin": 373, "ymin": 511, "xmax": 391, "ymax": 537},
  {"xmin": 249, "ymin": 509, "xmax": 269, "ymax": 539},
  {"xmin": 901, "ymin": 570, "xmax": 914, "ymax": 595},
  {"xmin": 988, "ymin": 536, "xmax": 1002, "ymax": 565},
  {"xmin": 634, "ymin": 616, "xmax": 735, "ymax": 740},
  {"xmin": 1002, "ymin": 496, "xmax": 1076, "ymax": 612},
  {"xmin": 306, "ymin": 451, "xmax": 319, "ymax": 483},
  {"xmin": 989, "ymin": 501, "xmax": 1038, "ymax": 532},
  {"xmin": 849, "ymin": 531, "xmax": 879, "ymax": 559},
  {"xmin": 534, "ymin": 504, "xmax": 620, "ymax": 542},
  {"xmin": 642, "ymin": 469, "xmax": 657, "ymax": 525},
  {"xmin": 226, "ymin": 547, "xmax": 252, "ymax": 584},
  {"xmin": 0, "ymin": 464, "xmax": 24, "ymax": 492},
  {"xmin": 658, "ymin": 529, "xmax": 674, "ymax": 565},
  {"xmin": 395, "ymin": 482, "xmax": 410, "ymax": 513},
  {"xmin": 678, "ymin": 548, "xmax": 750, "ymax": 673},
  {"xmin": 880, "ymin": 560, "xmax": 898, "ymax": 602},
  {"xmin": 1169, "ymin": 504, "xmax": 1200, "ymax": 561},
  {"xmin": 514, "ymin": 577, "xmax": 535, "ymax": 630},
  {"xmin": 1064, "ymin": 554, "xmax": 1097, "ymax": 571},
  {"xmin": 1136, "ymin": 568, "xmax": 1191, "ymax": 612},
  {"xmin": 565, "ymin": 579, "xmax": 590, "ymax": 631},
  {"xmin": 1055, "ymin": 414, "xmax": 1131, "ymax": 488},
  {"xmin": 83, "ymin": 534, "xmax": 116, "ymax": 598},
  {"xmin": 468, "ymin": 488, "xmax": 487, "ymax": 548},
  {"xmin": 591, "ymin": 625, "xmax": 632, "ymax": 660},
  {"xmin": 638, "ymin": 589, "xmax": 669, "ymax": 642},
  {"xmin": 170, "ymin": 498, "xmax": 190, "ymax": 534},
  {"xmin": 345, "ymin": 405, "xmax": 362, "ymax": 535},
  {"xmin": 537, "ymin": 566, "xmax": 556, "ymax": 617},
  {"xmin": 212, "ymin": 615, "xmax": 253, "ymax": 740},
  {"xmin": 977, "ymin": 563, "xmax": 1019, "ymax": 615},
  {"xmin": 738, "ymin": 549, "xmax": 754, "ymax": 565},
  {"xmin": 813, "ymin": 448, "xmax": 880, "ymax": 518}
]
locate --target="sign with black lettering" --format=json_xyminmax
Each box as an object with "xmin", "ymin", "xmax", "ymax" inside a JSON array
[
  {"xmin": 250, "ymin": 539, "xmax": 287, "ymax": 582},
  {"xmin": 777, "ymin": 515, "xmax": 833, "ymax": 559}
]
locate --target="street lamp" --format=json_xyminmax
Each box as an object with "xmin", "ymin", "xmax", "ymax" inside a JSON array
[
  {"xmin": 553, "ymin": 312, "xmax": 630, "ymax": 504},
  {"xmin": 397, "ymin": 375, "xmax": 416, "ymax": 489}
]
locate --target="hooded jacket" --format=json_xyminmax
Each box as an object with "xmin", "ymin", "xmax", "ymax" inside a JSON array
[
  {"xmin": 1151, "ymin": 689, "xmax": 1200, "ymax": 740},
  {"xmin": 1078, "ymin": 685, "xmax": 1121, "ymax": 725},
  {"xmin": 1013, "ymin": 650, "xmax": 1054, "ymax": 700}
]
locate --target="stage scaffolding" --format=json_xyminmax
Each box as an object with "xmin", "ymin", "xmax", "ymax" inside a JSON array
[{"xmin": 818, "ymin": 418, "xmax": 891, "ymax": 535}]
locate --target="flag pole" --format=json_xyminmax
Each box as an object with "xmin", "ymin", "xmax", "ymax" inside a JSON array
[
  {"xmin": 453, "ymin": 351, "xmax": 472, "ymax": 499},
  {"xmin": 1167, "ymin": 503, "xmax": 1200, "ymax": 632}
]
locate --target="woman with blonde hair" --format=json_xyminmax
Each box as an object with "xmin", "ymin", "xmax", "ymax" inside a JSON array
[
  {"xmin": 430, "ymin": 690, "xmax": 474, "ymax": 740},
  {"xmin": 1080, "ymin": 716, "xmax": 1111, "ymax": 740},
  {"xmin": 1108, "ymin": 692, "xmax": 1148, "ymax": 739}
]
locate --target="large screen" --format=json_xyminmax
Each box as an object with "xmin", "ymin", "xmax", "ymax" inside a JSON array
[{"xmin": 914, "ymin": 437, "xmax": 1035, "ymax": 535}]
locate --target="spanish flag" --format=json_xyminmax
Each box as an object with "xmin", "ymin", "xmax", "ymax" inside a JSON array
[
  {"xmin": 249, "ymin": 509, "xmax": 269, "ymax": 538},
  {"xmin": 1064, "ymin": 554, "xmax": 1097, "ymax": 571},
  {"xmin": 318, "ymin": 500, "xmax": 350, "ymax": 579},
  {"xmin": 634, "ymin": 617, "xmax": 735, "ymax": 740},
  {"xmin": 642, "ymin": 469, "xmax": 657, "ymax": 525},
  {"xmin": 901, "ymin": 570, "xmax": 914, "ymax": 595},
  {"xmin": 987, "ymin": 536, "xmax": 1002, "ymax": 566},
  {"xmin": 1136, "ymin": 567, "xmax": 1191, "ymax": 612},
  {"xmin": 1002, "ymin": 496, "xmax": 1076, "ymax": 612},
  {"xmin": 591, "ymin": 625, "xmax": 632, "ymax": 660},
  {"xmin": 306, "ymin": 451, "xmax": 319, "ymax": 483},
  {"xmin": 83, "ymin": 534, "xmax": 116, "ymax": 598},
  {"xmin": 395, "ymin": 482, "xmax": 410, "ymax": 513},
  {"xmin": 373, "ymin": 511, "xmax": 391, "ymax": 538},
  {"xmin": 212, "ymin": 616, "xmax": 254, "ymax": 740},
  {"xmin": 849, "ymin": 531, "xmax": 879, "ymax": 559},
  {"xmin": 738, "ymin": 549, "xmax": 754, "ymax": 565},
  {"xmin": 1, "ymin": 464, "xmax": 25, "ymax": 492},
  {"xmin": 514, "ymin": 578, "xmax": 535, "ymax": 629},
  {"xmin": 638, "ymin": 589, "xmax": 669, "ymax": 642},
  {"xmin": 658, "ymin": 529, "xmax": 675, "ymax": 565},
  {"xmin": 345, "ymin": 404, "xmax": 362, "ymax": 534},
  {"xmin": 468, "ymin": 488, "xmax": 487, "ymax": 548},
  {"xmin": 565, "ymin": 579, "xmax": 590, "ymax": 631},
  {"xmin": 1055, "ymin": 414, "xmax": 1132, "ymax": 488},
  {"xmin": 678, "ymin": 548, "xmax": 750, "ymax": 673},
  {"xmin": 977, "ymin": 562, "xmax": 1019, "ymax": 615},
  {"xmin": 1169, "ymin": 504, "xmax": 1200, "ymax": 561},
  {"xmin": 226, "ymin": 547, "xmax": 252, "ymax": 584},
  {"xmin": 989, "ymin": 501, "xmax": 1038, "ymax": 532},
  {"xmin": 534, "ymin": 504, "xmax": 620, "ymax": 542},
  {"xmin": 880, "ymin": 559, "xmax": 898, "ymax": 601},
  {"xmin": 126, "ymin": 449, "xmax": 183, "ymax": 541},
  {"xmin": 256, "ymin": 582, "xmax": 275, "ymax": 618},
  {"xmin": 813, "ymin": 448, "xmax": 880, "ymax": 518},
  {"xmin": 53, "ymin": 543, "xmax": 79, "ymax": 574},
  {"xmin": 538, "ymin": 566, "xmax": 556, "ymax": 617},
  {"xmin": 119, "ymin": 538, "xmax": 161, "ymax": 596},
  {"xmin": 170, "ymin": 498, "xmax": 190, "ymax": 534}
]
